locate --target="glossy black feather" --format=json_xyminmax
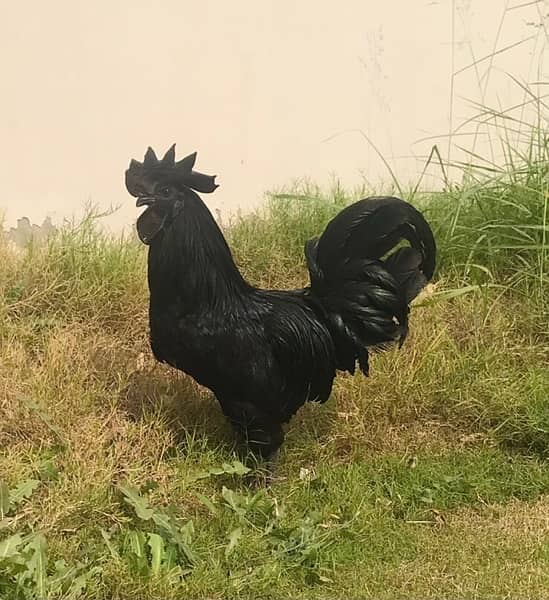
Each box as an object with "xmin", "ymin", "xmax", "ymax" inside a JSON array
[
  {"xmin": 128, "ymin": 151, "xmax": 436, "ymax": 457},
  {"xmin": 306, "ymin": 196, "xmax": 436, "ymax": 373}
]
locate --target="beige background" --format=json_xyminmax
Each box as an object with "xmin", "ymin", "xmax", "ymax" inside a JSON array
[{"xmin": 1, "ymin": 1, "xmax": 547, "ymax": 232}]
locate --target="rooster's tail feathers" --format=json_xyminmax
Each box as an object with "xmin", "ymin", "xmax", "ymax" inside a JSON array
[{"xmin": 305, "ymin": 196, "xmax": 436, "ymax": 375}]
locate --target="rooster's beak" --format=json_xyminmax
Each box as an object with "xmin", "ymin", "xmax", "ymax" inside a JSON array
[{"xmin": 136, "ymin": 197, "xmax": 155, "ymax": 207}]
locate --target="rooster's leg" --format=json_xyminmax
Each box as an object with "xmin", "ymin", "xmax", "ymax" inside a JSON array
[
  {"xmin": 244, "ymin": 423, "xmax": 284, "ymax": 459},
  {"xmin": 218, "ymin": 396, "xmax": 285, "ymax": 461}
]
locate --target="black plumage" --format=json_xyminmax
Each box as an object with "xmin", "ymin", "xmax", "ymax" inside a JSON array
[{"xmin": 125, "ymin": 146, "xmax": 436, "ymax": 457}]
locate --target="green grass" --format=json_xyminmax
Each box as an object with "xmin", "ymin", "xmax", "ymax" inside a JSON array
[
  {"xmin": 1, "ymin": 167, "xmax": 548, "ymax": 598},
  {"xmin": 2, "ymin": 86, "xmax": 549, "ymax": 599}
]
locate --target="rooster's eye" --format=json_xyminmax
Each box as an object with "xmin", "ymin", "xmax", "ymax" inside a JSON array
[{"xmin": 158, "ymin": 185, "xmax": 173, "ymax": 198}]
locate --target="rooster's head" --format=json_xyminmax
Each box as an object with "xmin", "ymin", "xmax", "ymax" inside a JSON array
[{"xmin": 125, "ymin": 145, "xmax": 218, "ymax": 244}]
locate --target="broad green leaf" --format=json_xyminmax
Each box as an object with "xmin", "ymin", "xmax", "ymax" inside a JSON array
[
  {"xmin": 179, "ymin": 520, "xmax": 194, "ymax": 544},
  {"xmin": 48, "ymin": 559, "xmax": 74, "ymax": 595},
  {"xmin": 151, "ymin": 511, "xmax": 177, "ymax": 536},
  {"xmin": 162, "ymin": 544, "xmax": 178, "ymax": 572},
  {"xmin": 117, "ymin": 484, "xmax": 154, "ymax": 520},
  {"xmin": 66, "ymin": 566, "xmax": 102, "ymax": 599},
  {"xmin": 125, "ymin": 530, "xmax": 148, "ymax": 575},
  {"xmin": 100, "ymin": 529, "xmax": 120, "ymax": 560},
  {"xmin": 0, "ymin": 533, "xmax": 23, "ymax": 559},
  {"xmin": 126, "ymin": 530, "xmax": 146, "ymax": 558},
  {"xmin": 196, "ymin": 493, "xmax": 219, "ymax": 516},
  {"xmin": 10, "ymin": 479, "xmax": 40, "ymax": 508},
  {"xmin": 51, "ymin": 558, "xmax": 71, "ymax": 582},
  {"xmin": 172, "ymin": 521, "xmax": 196, "ymax": 565},
  {"xmin": 193, "ymin": 460, "xmax": 251, "ymax": 481},
  {"xmin": 148, "ymin": 533, "xmax": 165, "ymax": 576},
  {"xmin": 230, "ymin": 461, "xmax": 251, "ymax": 476},
  {"xmin": 25, "ymin": 534, "xmax": 48, "ymax": 598},
  {"xmin": 221, "ymin": 487, "xmax": 239, "ymax": 511},
  {"xmin": 225, "ymin": 527, "xmax": 242, "ymax": 558},
  {"xmin": 0, "ymin": 481, "xmax": 9, "ymax": 520}
]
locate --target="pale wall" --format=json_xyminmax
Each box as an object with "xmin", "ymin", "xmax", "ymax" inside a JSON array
[{"xmin": 0, "ymin": 0, "xmax": 546, "ymax": 231}]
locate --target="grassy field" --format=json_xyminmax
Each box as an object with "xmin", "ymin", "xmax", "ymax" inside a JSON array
[{"xmin": 1, "ymin": 130, "xmax": 548, "ymax": 597}]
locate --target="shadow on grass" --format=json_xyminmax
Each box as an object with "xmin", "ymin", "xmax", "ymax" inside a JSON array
[{"xmin": 121, "ymin": 368, "xmax": 236, "ymax": 454}]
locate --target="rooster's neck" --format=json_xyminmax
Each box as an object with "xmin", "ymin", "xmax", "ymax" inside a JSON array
[{"xmin": 146, "ymin": 191, "xmax": 250, "ymax": 311}]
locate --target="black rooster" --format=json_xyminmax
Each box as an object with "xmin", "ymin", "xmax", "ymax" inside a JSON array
[{"xmin": 126, "ymin": 145, "xmax": 436, "ymax": 458}]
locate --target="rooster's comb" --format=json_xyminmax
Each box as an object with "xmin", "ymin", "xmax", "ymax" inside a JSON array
[{"xmin": 126, "ymin": 144, "xmax": 218, "ymax": 194}]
